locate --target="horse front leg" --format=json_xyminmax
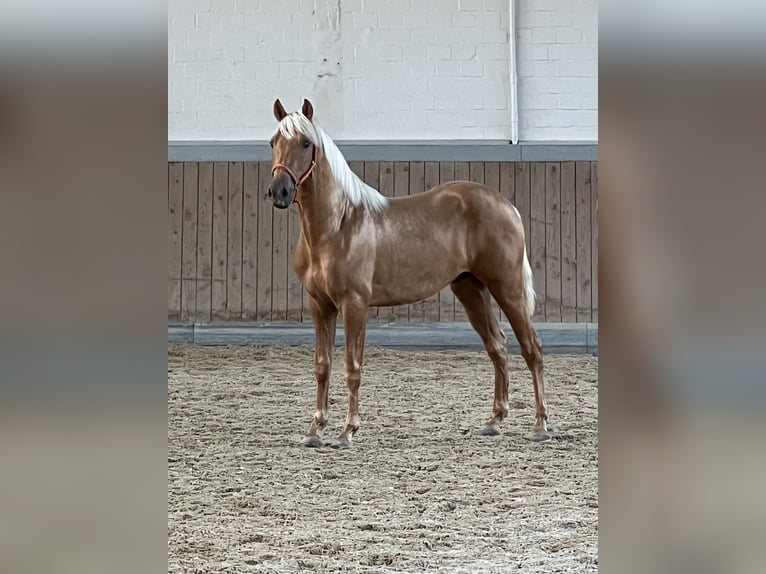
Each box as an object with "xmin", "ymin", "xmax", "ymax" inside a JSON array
[
  {"xmin": 303, "ymin": 297, "xmax": 337, "ymax": 448},
  {"xmin": 332, "ymin": 296, "xmax": 368, "ymax": 449}
]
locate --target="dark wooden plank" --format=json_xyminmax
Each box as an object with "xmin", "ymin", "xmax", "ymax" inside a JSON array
[
  {"xmin": 469, "ymin": 161, "xmax": 485, "ymax": 185},
  {"xmin": 575, "ymin": 161, "xmax": 592, "ymax": 322},
  {"xmin": 257, "ymin": 161, "xmax": 273, "ymax": 321},
  {"xmin": 492, "ymin": 162, "xmax": 510, "ymax": 321},
  {"xmin": 168, "ymin": 163, "xmax": 183, "ymax": 320},
  {"xmin": 438, "ymin": 162, "xmax": 456, "ymax": 322},
  {"xmin": 349, "ymin": 161, "xmax": 365, "ymax": 180},
  {"xmin": 409, "ymin": 161, "xmax": 425, "ymax": 192},
  {"xmin": 499, "ymin": 163, "xmax": 515, "ymax": 204},
  {"xmin": 363, "ymin": 162, "xmax": 380, "ymax": 190},
  {"xmin": 545, "ymin": 163, "xmax": 562, "ymax": 322},
  {"xmin": 242, "ymin": 162, "xmax": 259, "ymax": 320},
  {"xmin": 363, "ymin": 162, "xmax": 381, "ymax": 321},
  {"xmin": 181, "ymin": 162, "xmax": 198, "ymax": 321},
  {"xmin": 423, "ymin": 161, "xmax": 441, "ymax": 323},
  {"xmin": 226, "ymin": 162, "xmax": 244, "ymax": 319},
  {"xmin": 424, "ymin": 162, "xmax": 439, "ymax": 192},
  {"xmin": 287, "ymin": 205, "xmax": 302, "ymax": 322},
  {"xmin": 514, "ymin": 163, "xmax": 534, "ymax": 326},
  {"xmin": 196, "ymin": 162, "xmax": 213, "ymax": 322},
  {"xmin": 560, "ymin": 162, "xmax": 577, "ymax": 322},
  {"xmin": 379, "ymin": 161, "xmax": 395, "ymax": 197},
  {"xmin": 591, "ymin": 161, "xmax": 598, "ymax": 322},
  {"xmin": 454, "ymin": 161, "xmax": 469, "ymax": 182},
  {"xmin": 530, "ymin": 162, "xmax": 546, "ymax": 322},
  {"xmin": 408, "ymin": 161, "xmax": 426, "ymax": 322},
  {"xmin": 211, "ymin": 162, "xmax": 228, "ymax": 320},
  {"xmin": 378, "ymin": 161, "xmax": 395, "ymax": 322},
  {"xmin": 454, "ymin": 162, "xmax": 473, "ymax": 322},
  {"xmin": 392, "ymin": 162, "xmax": 410, "ymax": 322},
  {"xmin": 515, "ymin": 163, "xmax": 532, "ymax": 257},
  {"xmin": 272, "ymin": 172, "xmax": 288, "ymax": 321},
  {"xmin": 485, "ymin": 161, "xmax": 500, "ymax": 192}
]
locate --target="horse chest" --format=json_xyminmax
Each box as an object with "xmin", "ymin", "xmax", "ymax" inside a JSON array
[{"xmin": 294, "ymin": 252, "xmax": 331, "ymax": 297}]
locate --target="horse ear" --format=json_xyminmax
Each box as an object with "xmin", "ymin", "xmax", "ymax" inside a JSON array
[
  {"xmin": 273, "ymin": 99, "xmax": 287, "ymax": 121},
  {"xmin": 302, "ymin": 98, "xmax": 314, "ymax": 121}
]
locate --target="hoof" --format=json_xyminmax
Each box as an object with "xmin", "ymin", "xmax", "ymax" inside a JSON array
[
  {"xmin": 330, "ymin": 439, "xmax": 351, "ymax": 450},
  {"xmin": 528, "ymin": 429, "xmax": 552, "ymax": 443},
  {"xmin": 479, "ymin": 424, "xmax": 501, "ymax": 436},
  {"xmin": 302, "ymin": 436, "xmax": 324, "ymax": 448}
]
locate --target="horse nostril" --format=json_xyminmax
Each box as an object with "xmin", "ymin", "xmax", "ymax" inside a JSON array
[
  {"xmin": 267, "ymin": 187, "xmax": 273, "ymax": 198},
  {"xmin": 280, "ymin": 187, "xmax": 289, "ymax": 198}
]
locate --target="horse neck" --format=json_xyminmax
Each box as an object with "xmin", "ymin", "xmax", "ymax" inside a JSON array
[{"xmin": 297, "ymin": 156, "xmax": 349, "ymax": 248}]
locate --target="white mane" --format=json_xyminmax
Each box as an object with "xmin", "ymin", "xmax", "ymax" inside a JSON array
[{"xmin": 272, "ymin": 112, "xmax": 388, "ymax": 211}]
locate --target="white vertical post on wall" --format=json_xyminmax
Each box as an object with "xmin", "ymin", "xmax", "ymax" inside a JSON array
[{"xmin": 509, "ymin": 0, "xmax": 519, "ymax": 144}]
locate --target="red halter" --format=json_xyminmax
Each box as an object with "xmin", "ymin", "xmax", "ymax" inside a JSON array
[{"xmin": 271, "ymin": 143, "xmax": 317, "ymax": 206}]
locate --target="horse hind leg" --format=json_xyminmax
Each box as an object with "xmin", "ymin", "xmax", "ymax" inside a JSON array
[
  {"xmin": 486, "ymin": 279, "xmax": 551, "ymax": 442},
  {"xmin": 450, "ymin": 273, "xmax": 510, "ymax": 436}
]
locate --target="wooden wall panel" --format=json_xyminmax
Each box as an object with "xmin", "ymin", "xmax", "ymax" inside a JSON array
[
  {"xmin": 545, "ymin": 163, "xmax": 561, "ymax": 322},
  {"xmin": 438, "ymin": 162, "xmax": 456, "ymax": 322},
  {"xmin": 378, "ymin": 161, "xmax": 395, "ymax": 322},
  {"xmin": 575, "ymin": 162, "xmax": 592, "ymax": 322},
  {"xmin": 560, "ymin": 162, "xmax": 577, "ymax": 322},
  {"xmin": 497, "ymin": 162, "xmax": 515, "ymax": 322},
  {"xmin": 530, "ymin": 163, "xmax": 547, "ymax": 322},
  {"xmin": 181, "ymin": 162, "xmax": 198, "ymax": 321},
  {"xmin": 227, "ymin": 162, "xmax": 244, "ymax": 319},
  {"xmin": 408, "ymin": 161, "xmax": 426, "ymax": 322},
  {"xmin": 469, "ymin": 161, "xmax": 485, "ymax": 185},
  {"xmin": 168, "ymin": 160, "xmax": 598, "ymax": 324},
  {"xmin": 271, "ymin": 194, "xmax": 288, "ymax": 321},
  {"xmin": 256, "ymin": 161, "xmax": 273, "ymax": 320},
  {"xmin": 211, "ymin": 162, "xmax": 228, "ymax": 320},
  {"xmin": 363, "ymin": 162, "xmax": 381, "ymax": 322},
  {"xmin": 242, "ymin": 162, "xmax": 259, "ymax": 320},
  {"xmin": 196, "ymin": 162, "xmax": 214, "ymax": 321},
  {"xmin": 455, "ymin": 161, "xmax": 469, "ymax": 182},
  {"xmin": 392, "ymin": 162, "xmax": 410, "ymax": 322},
  {"xmin": 422, "ymin": 162, "xmax": 441, "ymax": 323},
  {"xmin": 453, "ymin": 160, "xmax": 471, "ymax": 321},
  {"xmin": 168, "ymin": 163, "xmax": 183, "ymax": 320},
  {"xmin": 515, "ymin": 162, "xmax": 532, "ymax": 256},
  {"xmin": 591, "ymin": 162, "xmax": 599, "ymax": 322}
]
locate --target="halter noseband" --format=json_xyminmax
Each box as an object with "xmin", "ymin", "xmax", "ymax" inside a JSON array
[{"xmin": 271, "ymin": 143, "xmax": 317, "ymax": 204}]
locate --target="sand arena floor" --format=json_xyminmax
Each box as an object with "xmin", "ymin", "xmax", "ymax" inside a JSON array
[{"xmin": 168, "ymin": 345, "xmax": 598, "ymax": 573}]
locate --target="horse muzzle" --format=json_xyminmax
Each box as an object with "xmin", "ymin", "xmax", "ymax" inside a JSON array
[{"xmin": 267, "ymin": 173, "xmax": 295, "ymax": 209}]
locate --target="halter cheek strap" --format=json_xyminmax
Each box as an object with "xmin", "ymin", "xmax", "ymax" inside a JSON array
[{"xmin": 271, "ymin": 144, "xmax": 317, "ymax": 205}]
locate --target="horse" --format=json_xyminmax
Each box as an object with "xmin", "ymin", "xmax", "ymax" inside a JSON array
[{"xmin": 267, "ymin": 98, "xmax": 550, "ymax": 448}]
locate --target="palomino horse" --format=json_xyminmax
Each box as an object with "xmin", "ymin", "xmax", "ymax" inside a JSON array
[{"xmin": 268, "ymin": 98, "xmax": 550, "ymax": 448}]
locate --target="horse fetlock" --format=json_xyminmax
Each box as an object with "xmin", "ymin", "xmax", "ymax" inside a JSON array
[{"xmin": 313, "ymin": 409, "xmax": 328, "ymax": 428}]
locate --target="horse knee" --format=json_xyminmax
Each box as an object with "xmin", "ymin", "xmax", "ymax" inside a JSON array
[
  {"xmin": 487, "ymin": 342, "xmax": 507, "ymax": 366},
  {"xmin": 315, "ymin": 356, "xmax": 331, "ymax": 381},
  {"xmin": 345, "ymin": 370, "xmax": 361, "ymax": 392}
]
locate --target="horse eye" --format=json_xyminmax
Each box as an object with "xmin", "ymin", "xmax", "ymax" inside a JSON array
[{"xmin": 302, "ymin": 140, "xmax": 310, "ymax": 148}]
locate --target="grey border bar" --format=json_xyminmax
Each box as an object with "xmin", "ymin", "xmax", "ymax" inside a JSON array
[
  {"xmin": 168, "ymin": 141, "xmax": 598, "ymax": 162},
  {"xmin": 168, "ymin": 322, "xmax": 598, "ymax": 354}
]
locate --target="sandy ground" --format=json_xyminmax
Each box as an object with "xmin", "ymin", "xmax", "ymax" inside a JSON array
[{"xmin": 168, "ymin": 346, "xmax": 598, "ymax": 573}]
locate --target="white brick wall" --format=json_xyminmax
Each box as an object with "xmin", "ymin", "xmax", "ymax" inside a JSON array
[
  {"xmin": 168, "ymin": 0, "xmax": 597, "ymax": 141},
  {"xmin": 517, "ymin": 0, "xmax": 598, "ymax": 140}
]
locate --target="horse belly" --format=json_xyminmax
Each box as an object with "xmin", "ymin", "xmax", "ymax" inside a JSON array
[{"xmin": 369, "ymin": 253, "xmax": 462, "ymax": 307}]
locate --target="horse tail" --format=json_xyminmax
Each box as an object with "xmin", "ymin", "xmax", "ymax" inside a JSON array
[
  {"xmin": 512, "ymin": 206, "xmax": 536, "ymax": 318},
  {"xmin": 522, "ymin": 246, "xmax": 536, "ymax": 318}
]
